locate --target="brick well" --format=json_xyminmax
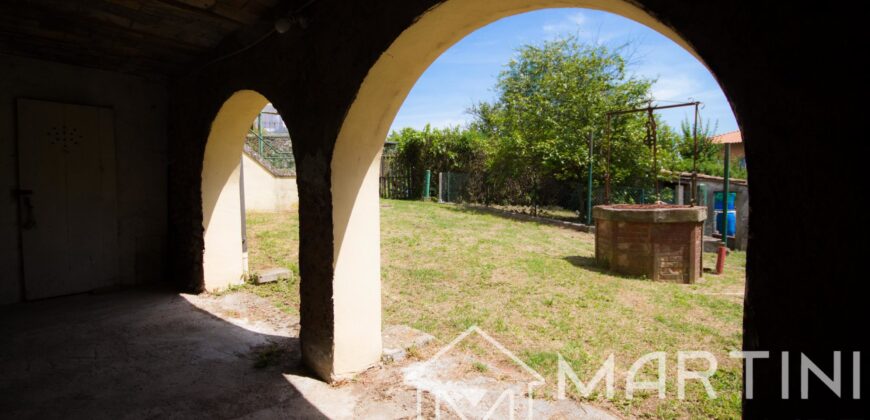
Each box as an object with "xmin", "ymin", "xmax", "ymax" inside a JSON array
[{"xmin": 593, "ymin": 205, "xmax": 706, "ymax": 283}]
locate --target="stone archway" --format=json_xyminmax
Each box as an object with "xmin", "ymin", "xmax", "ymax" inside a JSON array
[
  {"xmin": 328, "ymin": 0, "xmax": 724, "ymax": 379},
  {"xmin": 162, "ymin": 1, "xmax": 862, "ymax": 416},
  {"xmin": 201, "ymin": 90, "xmax": 270, "ymax": 291}
]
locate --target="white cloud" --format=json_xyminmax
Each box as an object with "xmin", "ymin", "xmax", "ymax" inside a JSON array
[
  {"xmin": 567, "ymin": 12, "xmax": 587, "ymax": 25},
  {"xmin": 543, "ymin": 11, "xmax": 587, "ymax": 34},
  {"xmin": 650, "ymin": 74, "xmax": 701, "ymax": 101},
  {"xmin": 542, "ymin": 23, "xmax": 564, "ymax": 33}
]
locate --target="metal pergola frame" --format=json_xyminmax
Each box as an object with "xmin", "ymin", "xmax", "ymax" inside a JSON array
[{"xmin": 603, "ymin": 100, "xmax": 702, "ymax": 206}]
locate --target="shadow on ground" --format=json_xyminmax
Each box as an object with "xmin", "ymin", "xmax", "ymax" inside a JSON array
[
  {"xmin": 0, "ymin": 288, "xmax": 327, "ymax": 419},
  {"xmin": 442, "ymin": 204, "xmax": 585, "ymax": 226},
  {"xmin": 562, "ymin": 255, "xmax": 651, "ymax": 281},
  {"xmin": 563, "ymin": 255, "xmax": 601, "ymax": 270}
]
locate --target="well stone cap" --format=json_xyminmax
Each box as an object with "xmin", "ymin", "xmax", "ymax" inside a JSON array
[{"xmin": 593, "ymin": 204, "xmax": 707, "ymax": 223}]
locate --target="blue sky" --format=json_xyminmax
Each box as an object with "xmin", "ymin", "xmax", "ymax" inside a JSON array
[{"xmin": 389, "ymin": 8, "xmax": 737, "ymax": 136}]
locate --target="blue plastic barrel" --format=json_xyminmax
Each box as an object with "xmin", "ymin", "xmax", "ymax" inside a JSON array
[
  {"xmin": 716, "ymin": 211, "xmax": 737, "ymax": 237},
  {"xmin": 713, "ymin": 191, "xmax": 736, "ymax": 211}
]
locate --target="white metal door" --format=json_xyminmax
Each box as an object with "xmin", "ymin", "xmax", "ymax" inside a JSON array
[{"xmin": 17, "ymin": 99, "xmax": 120, "ymax": 300}]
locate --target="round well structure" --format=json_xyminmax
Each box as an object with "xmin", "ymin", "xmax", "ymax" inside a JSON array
[{"xmin": 593, "ymin": 205, "xmax": 706, "ymax": 283}]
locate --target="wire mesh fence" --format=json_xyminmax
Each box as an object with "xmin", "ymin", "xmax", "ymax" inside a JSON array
[
  {"xmin": 379, "ymin": 174, "xmax": 414, "ymax": 199},
  {"xmin": 437, "ymin": 172, "xmax": 469, "ymax": 203},
  {"xmin": 378, "ymin": 163, "xmax": 679, "ymax": 227},
  {"xmin": 591, "ymin": 186, "xmax": 676, "ymax": 206},
  {"xmin": 245, "ymin": 134, "xmax": 295, "ymax": 173}
]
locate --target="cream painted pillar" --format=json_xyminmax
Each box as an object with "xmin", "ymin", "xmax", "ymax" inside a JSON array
[
  {"xmin": 327, "ymin": 145, "xmax": 384, "ymax": 379},
  {"xmin": 202, "ymin": 90, "xmax": 268, "ymax": 291}
]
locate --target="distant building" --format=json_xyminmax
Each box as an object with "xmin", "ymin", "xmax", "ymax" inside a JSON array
[
  {"xmin": 663, "ymin": 171, "xmax": 748, "ymax": 251},
  {"xmin": 710, "ymin": 130, "xmax": 745, "ymax": 169},
  {"xmin": 257, "ymin": 104, "xmax": 289, "ymax": 135}
]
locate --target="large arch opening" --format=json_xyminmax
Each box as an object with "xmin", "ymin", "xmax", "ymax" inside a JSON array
[{"xmin": 328, "ymin": 0, "xmax": 746, "ymax": 395}]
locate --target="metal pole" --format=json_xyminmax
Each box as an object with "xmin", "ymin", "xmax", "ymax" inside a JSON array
[
  {"xmin": 438, "ymin": 172, "xmax": 444, "ymax": 203},
  {"xmin": 722, "ymin": 143, "xmax": 731, "ymax": 247},
  {"xmin": 605, "ymin": 115, "xmax": 612, "ymax": 204},
  {"xmin": 239, "ymin": 156, "xmax": 249, "ymax": 274},
  {"xmin": 423, "ymin": 170, "xmax": 431, "ymax": 199},
  {"xmin": 691, "ymin": 103, "xmax": 699, "ymax": 206},
  {"xmin": 587, "ymin": 132, "xmax": 594, "ymax": 224},
  {"xmin": 607, "ymin": 101, "xmax": 700, "ymax": 116},
  {"xmin": 446, "ymin": 172, "xmax": 451, "ymax": 202},
  {"xmin": 257, "ymin": 112, "xmax": 263, "ymax": 156},
  {"xmin": 648, "ymin": 106, "xmax": 659, "ymax": 199}
]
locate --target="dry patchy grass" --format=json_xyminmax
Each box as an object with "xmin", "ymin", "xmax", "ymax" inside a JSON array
[{"xmin": 245, "ymin": 200, "xmax": 745, "ymax": 418}]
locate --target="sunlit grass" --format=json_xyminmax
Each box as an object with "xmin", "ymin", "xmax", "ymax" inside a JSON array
[{"xmin": 244, "ymin": 199, "xmax": 745, "ymax": 418}]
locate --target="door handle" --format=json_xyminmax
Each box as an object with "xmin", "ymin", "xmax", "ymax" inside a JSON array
[{"xmin": 14, "ymin": 189, "xmax": 36, "ymax": 229}]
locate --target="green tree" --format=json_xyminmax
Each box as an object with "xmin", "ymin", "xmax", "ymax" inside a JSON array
[
  {"xmin": 659, "ymin": 118, "xmax": 748, "ymax": 180},
  {"xmin": 387, "ymin": 124, "xmax": 489, "ymax": 198},
  {"xmin": 469, "ymin": 37, "xmax": 654, "ymax": 210}
]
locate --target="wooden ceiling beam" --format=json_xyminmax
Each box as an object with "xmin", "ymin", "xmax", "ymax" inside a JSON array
[
  {"xmin": 62, "ymin": 0, "xmax": 241, "ymax": 39},
  {"xmin": 0, "ymin": 32, "xmax": 182, "ymax": 76},
  {"xmin": 153, "ymin": 0, "xmax": 260, "ymax": 25},
  {"xmin": 0, "ymin": 5, "xmax": 208, "ymax": 60},
  {"xmin": 0, "ymin": 18, "xmax": 202, "ymax": 77},
  {"xmin": 0, "ymin": 2, "xmax": 214, "ymax": 52},
  {"xmin": 0, "ymin": 0, "xmax": 289, "ymax": 76}
]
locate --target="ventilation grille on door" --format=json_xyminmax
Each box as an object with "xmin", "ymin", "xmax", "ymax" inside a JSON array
[{"xmin": 46, "ymin": 124, "xmax": 83, "ymax": 153}]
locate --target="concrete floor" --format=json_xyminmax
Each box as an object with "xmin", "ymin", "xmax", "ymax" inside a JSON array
[
  {"xmin": 0, "ymin": 289, "xmax": 617, "ymax": 419},
  {"xmin": 0, "ymin": 289, "xmax": 342, "ymax": 419}
]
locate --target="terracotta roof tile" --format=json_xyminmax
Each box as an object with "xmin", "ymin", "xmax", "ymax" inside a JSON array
[{"xmin": 711, "ymin": 130, "xmax": 742, "ymax": 144}]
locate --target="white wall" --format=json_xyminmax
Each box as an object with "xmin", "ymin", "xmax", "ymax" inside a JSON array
[
  {"xmin": 0, "ymin": 54, "xmax": 168, "ymax": 304},
  {"xmin": 242, "ymin": 153, "xmax": 298, "ymax": 212}
]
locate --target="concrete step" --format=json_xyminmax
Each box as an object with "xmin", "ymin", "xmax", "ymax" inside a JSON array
[
  {"xmin": 382, "ymin": 325, "xmax": 435, "ymax": 363},
  {"xmin": 254, "ymin": 267, "xmax": 293, "ymax": 284},
  {"xmin": 704, "ymin": 235, "xmax": 736, "ymax": 252}
]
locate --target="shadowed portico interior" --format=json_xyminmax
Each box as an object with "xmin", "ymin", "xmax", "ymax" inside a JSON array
[{"xmin": 0, "ymin": 0, "xmax": 863, "ymax": 418}]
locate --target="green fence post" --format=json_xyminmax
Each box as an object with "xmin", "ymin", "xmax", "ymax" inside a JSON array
[{"xmin": 423, "ymin": 170, "xmax": 431, "ymax": 200}]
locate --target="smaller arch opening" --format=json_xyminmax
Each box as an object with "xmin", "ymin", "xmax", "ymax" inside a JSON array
[{"xmin": 201, "ymin": 90, "xmax": 299, "ymax": 294}]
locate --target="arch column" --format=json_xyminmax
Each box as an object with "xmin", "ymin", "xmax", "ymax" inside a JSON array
[
  {"xmin": 198, "ymin": 87, "xmax": 386, "ymax": 380},
  {"xmin": 291, "ymin": 133, "xmax": 383, "ymax": 381}
]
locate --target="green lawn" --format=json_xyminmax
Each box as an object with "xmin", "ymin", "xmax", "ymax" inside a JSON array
[{"xmin": 243, "ymin": 200, "xmax": 745, "ymax": 419}]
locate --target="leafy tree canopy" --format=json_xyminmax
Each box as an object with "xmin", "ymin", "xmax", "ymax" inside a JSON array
[{"xmin": 385, "ymin": 36, "xmax": 741, "ymax": 207}]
